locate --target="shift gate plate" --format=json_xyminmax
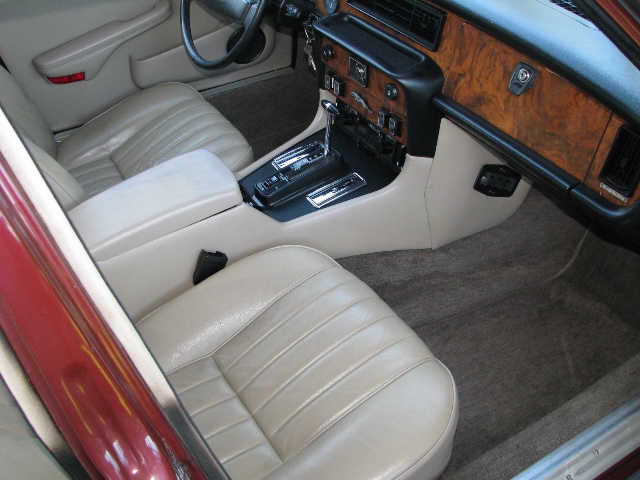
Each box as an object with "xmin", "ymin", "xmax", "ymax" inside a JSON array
[{"xmin": 307, "ymin": 172, "xmax": 367, "ymax": 208}]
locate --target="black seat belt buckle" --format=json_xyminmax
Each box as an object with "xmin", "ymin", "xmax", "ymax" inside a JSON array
[{"xmin": 193, "ymin": 250, "xmax": 228, "ymax": 285}]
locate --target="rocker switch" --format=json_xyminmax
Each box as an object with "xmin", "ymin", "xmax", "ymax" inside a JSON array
[
  {"xmin": 388, "ymin": 114, "xmax": 402, "ymax": 137},
  {"xmin": 333, "ymin": 77, "xmax": 346, "ymax": 97},
  {"xmin": 378, "ymin": 108, "xmax": 390, "ymax": 129},
  {"xmin": 324, "ymin": 72, "xmax": 335, "ymax": 91}
]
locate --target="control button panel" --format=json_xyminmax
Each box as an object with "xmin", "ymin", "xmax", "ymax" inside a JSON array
[{"xmin": 320, "ymin": 40, "xmax": 407, "ymax": 144}]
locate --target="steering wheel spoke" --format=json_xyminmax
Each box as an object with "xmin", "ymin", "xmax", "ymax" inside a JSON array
[{"xmin": 180, "ymin": 0, "xmax": 268, "ymax": 70}]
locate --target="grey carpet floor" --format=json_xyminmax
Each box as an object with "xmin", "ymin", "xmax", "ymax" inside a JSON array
[
  {"xmin": 207, "ymin": 37, "xmax": 319, "ymax": 160},
  {"xmin": 338, "ymin": 186, "xmax": 640, "ymax": 478}
]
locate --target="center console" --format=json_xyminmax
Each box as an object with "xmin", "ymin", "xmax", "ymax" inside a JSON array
[{"xmin": 239, "ymin": 12, "xmax": 444, "ymax": 222}]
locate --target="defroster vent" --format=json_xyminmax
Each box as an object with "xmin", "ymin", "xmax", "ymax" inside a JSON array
[
  {"xmin": 548, "ymin": 0, "xmax": 589, "ymax": 19},
  {"xmin": 347, "ymin": 0, "xmax": 446, "ymax": 51},
  {"xmin": 599, "ymin": 125, "xmax": 640, "ymax": 198}
]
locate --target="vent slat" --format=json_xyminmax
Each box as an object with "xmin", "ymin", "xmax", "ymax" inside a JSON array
[
  {"xmin": 600, "ymin": 126, "xmax": 640, "ymax": 198},
  {"xmin": 548, "ymin": 0, "xmax": 589, "ymax": 19},
  {"xmin": 348, "ymin": 0, "xmax": 446, "ymax": 51}
]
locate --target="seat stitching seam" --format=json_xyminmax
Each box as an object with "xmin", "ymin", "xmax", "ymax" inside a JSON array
[
  {"xmin": 252, "ymin": 314, "xmax": 401, "ymax": 417},
  {"xmin": 219, "ymin": 277, "xmax": 359, "ymax": 374},
  {"xmin": 236, "ymin": 294, "xmax": 381, "ymax": 394},
  {"xmin": 79, "ymin": 101, "xmax": 202, "ymax": 167},
  {"xmin": 202, "ymin": 415, "xmax": 252, "ymax": 440},
  {"xmin": 210, "ymin": 266, "xmax": 337, "ymax": 355},
  {"xmin": 226, "ymin": 145, "xmax": 253, "ymax": 170},
  {"xmin": 210, "ymin": 358, "xmax": 284, "ymax": 464},
  {"xmin": 164, "ymin": 265, "xmax": 338, "ymax": 375},
  {"xmin": 190, "ymin": 393, "xmax": 237, "ymax": 417},
  {"xmin": 113, "ymin": 103, "xmax": 215, "ymax": 163},
  {"xmin": 219, "ymin": 439, "xmax": 275, "ymax": 465},
  {"xmin": 67, "ymin": 157, "xmax": 113, "ymax": 175},
  {"xmin": 207, "ymin": 140, "xmax": 250, "ymax": 158},
  {"xmin": 157, "ymin": 127, "xmax": 241, "ymax": 163},
  {"xmin": 283, "ymin": 357, "xmax": 433, "ymax": 462},
  {"xmin": 112, "ymin": 102, "xmax": 206, "ymax": 160},
  {"xmin": 125, "ymin": 121, "xmax": 229, "ymax": 176},
  {"xmin": 171, "ymin": 369, "xmax": 223, "ymax": 395},
  {"xmin": 117, "ymin": 111, "xmax": 215, "ymax": 172}
]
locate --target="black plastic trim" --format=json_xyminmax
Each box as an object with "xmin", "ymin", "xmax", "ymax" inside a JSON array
[
  {"xmin": 432, "ymin": 94, "xmax": 640, "ymax": 232},
  {"xmin": 347, "ymin": 0, "xmax": 446, "ymax": 51},
  {"xmin": 313, "ymin": 12, "xmax": 444, "ymax": 157}
]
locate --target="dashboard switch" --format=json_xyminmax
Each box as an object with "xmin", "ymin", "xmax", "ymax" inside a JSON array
[
  {"xmin": 333, "ymin": 76, "xmax": 346, "ymax": 97},
  {"xmin": 322, "ymin": 45, "xmax": 335, "ymax": 61},
  {"xmin": 324, "ymin": 72, "xmax": 335, "ymax": 90},
  {"xmin": 388, "ymin": 114, "xmax": 402, "ymax": 136},
  {"xmin": 385, "ymin": 83, "xmax": 399, "ymax": 100},
  {"xmin": 378, "ymin": 108, "xmax": 390, "ymax": 129}
]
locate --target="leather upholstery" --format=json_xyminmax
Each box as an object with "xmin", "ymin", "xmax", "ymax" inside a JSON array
[
  {"xmin": 57, "ymin": 83, "xmax": 253, "ymax": 196},
  {"xmin": 0, "ymin": 377, "xmax": 69, "ymax": 479},
  {"xmin": 0, "ymin": 67, "xmax": 253, "ymax": 207},
  {"xmin": 138, "ymin": 246, "xmax": 458, "ymax": 480}
]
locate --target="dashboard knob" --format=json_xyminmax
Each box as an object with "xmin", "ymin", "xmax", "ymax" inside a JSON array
[
  {"xmin": 322, "ymin": 45, "xmax": 335, "ymax": 61},
  {"xmin": 385, "ymin": 83, "xmax": 399, "ymax": 100}
]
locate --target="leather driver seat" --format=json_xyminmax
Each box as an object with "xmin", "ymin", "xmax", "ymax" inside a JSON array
[
  {"xmin": 0, "ymin": 67, "xmax": 253, "ymax": 210},
  {"xmin": 137, "ymin": 246, "xmax": 458, "ymax": 479}
]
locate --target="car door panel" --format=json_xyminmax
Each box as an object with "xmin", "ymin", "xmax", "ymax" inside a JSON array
[
  {"xmin": 130, "ymin": 15, "xmax": 290, "ymax": 89},
  {"xmin": 0, "ymin": 0, "xmax": 293, "ymax": 131},
  {"xmin": 32, "ymin": 0, "xmax": 173, "ymax": 81}
]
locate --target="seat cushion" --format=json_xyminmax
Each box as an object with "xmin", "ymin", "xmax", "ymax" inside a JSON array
[
  {"xmin": 57, "ymin": 83, "xmax": 253, "ymax": 197},
  {"xmin": 137, "ymin": 246, "xmax": 458, "ymax": 480}
]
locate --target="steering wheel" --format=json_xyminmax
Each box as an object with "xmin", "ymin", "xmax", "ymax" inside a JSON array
[{"xmin": 180, "ymin": 0, "xmax": 268, "ymax": 70}]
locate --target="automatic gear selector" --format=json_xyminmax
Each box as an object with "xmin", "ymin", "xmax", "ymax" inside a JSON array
[{"xmin": 251, "ymin": 100, "xmax": 348, "ymax": 208}]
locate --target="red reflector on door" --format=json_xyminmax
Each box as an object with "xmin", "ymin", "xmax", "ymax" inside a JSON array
[{"xmin": 46, "ymin": 72, "xmax": 85, "ymax": 84}]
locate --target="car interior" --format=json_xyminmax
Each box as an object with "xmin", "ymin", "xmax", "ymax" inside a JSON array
[{"xmin": 1, "ymin": 0, "xmax": 640, "ymax": 478}]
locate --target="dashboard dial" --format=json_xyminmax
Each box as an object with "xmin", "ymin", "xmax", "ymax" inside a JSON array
[{"xmin": 324, "ymin": 0, "xmax": 339, "ymax": 14}]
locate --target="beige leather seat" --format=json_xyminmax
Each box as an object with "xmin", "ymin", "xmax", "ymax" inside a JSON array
[
  {"xmin": 137, "ymin": 246, "xmax": 458, "ymax": 479},
  {"xmin": 0, "ymin": 67, "xmax": 253, "ymax": 210}
]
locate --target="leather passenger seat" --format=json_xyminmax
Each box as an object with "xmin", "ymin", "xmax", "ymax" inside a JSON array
[
  {"xmin": 137, "ymin": 246, "xmax": 458, "ymax": 479},
  {"xmin": 0, "ymin": 67, "xmax": 253, "ymax": 210}
]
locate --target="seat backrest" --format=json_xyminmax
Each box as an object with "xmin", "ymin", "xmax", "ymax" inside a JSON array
[
  {"xmin": 0, "ymin": 67, "xmax": 56, "ymax": 158},
  {"xmin": 0, "ymin": 68, "xmax": 86, "ymax": 209}
]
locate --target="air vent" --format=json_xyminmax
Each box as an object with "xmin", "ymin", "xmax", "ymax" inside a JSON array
[
  {"xmin": 599, "ymin": 125, "xmax": 640, "ymax": 198},
  {"xmin": 347, "ymin": 0, "xmax": 446, "ymax": 51},
  {"xmin": 548, "ymin": 0, "xmax": 589, "ymax": 19}
]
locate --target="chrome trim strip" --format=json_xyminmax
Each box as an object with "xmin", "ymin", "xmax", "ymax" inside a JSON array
[
  {"xmin": 307, "ymin": 172, "xmax": 367, "ymax": 208},
  {"xmin": 271, "ymin": 141, "xmax": 324, "ymax": 170},
  {"xmin": 513, "ymin": 396, "xmax": 640, "ymax": 480}
]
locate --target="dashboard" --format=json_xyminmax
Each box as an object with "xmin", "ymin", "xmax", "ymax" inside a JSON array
[{"xmin": 307, "ymin": 0, "xmax": 640, "ymax": 235}]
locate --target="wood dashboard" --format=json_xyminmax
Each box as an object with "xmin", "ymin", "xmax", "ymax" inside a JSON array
[{"xmin": 314, "ymin": 0, "xmax": 640, "ymax": 210}]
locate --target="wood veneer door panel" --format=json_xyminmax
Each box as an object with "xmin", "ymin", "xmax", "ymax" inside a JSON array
[{"xmin": 443, "ymin": 23, "xmax": 610, "ymax": 181}]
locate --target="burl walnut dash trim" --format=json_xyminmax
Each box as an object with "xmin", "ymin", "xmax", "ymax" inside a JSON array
[{"xmin": 442, "ymin": 23, "xmax": 610, "ymax": 181}]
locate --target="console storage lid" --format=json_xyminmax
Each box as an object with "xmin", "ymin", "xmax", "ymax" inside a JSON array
[{"xmin": 69, "ymin": 150, "xmax": 241, "ymax": 261}]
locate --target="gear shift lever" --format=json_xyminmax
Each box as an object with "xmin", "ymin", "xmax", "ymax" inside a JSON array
[{"xmin": 321, "ymin": 99, "xmax": 340, "ymax": 158}]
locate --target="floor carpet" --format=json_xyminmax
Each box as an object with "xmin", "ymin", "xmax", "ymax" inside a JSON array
[
  {"xmin": 207, "ymin": 37, "xmax": 319, "ymax": 160},
  {"xmin": 339, "ymin": 186, "xmax": 640, "ymax": 478}
]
